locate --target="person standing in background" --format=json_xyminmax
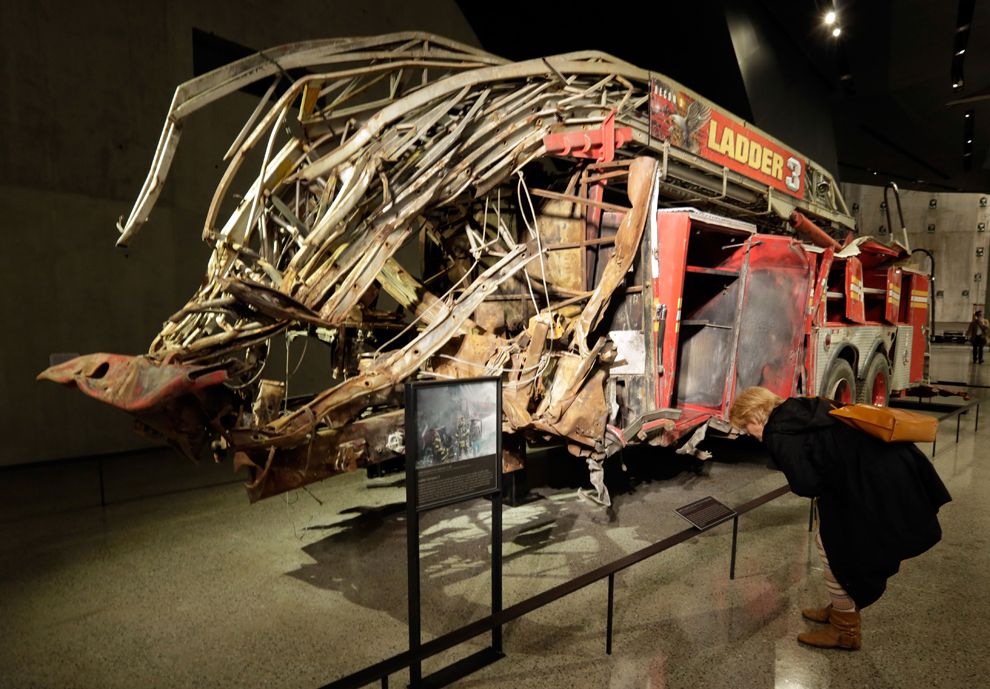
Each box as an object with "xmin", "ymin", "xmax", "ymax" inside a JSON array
[{"xmin": 966, "ymin": 310, "xmax": 989, "ymax": 363}]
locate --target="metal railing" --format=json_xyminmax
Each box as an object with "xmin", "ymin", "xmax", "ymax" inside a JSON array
[
  {"xmin": 321, "ymin": 393, "xmax": 989, "ymax": 688},
  {"xmin": 319, "ymin": 483, "xmax": 795, "ymax": 689},
  {"xmin": 930, "ymin": 393, "xmax": 989, "ymax": 456}
]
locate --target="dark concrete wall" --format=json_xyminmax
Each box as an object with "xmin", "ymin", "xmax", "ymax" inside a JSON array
[
  {"xmin": 724, "ymin": 0, "xmax": 840, "ymax": 180},
  {"xmin": 0, "ymin": 1, "xmax": 479, "ymax": 466},
  {"xmin": 458, "ymin": 0, "xmax": 839, "ymax": 177},
  {"xmin": 457, "ymin": 0, "xmax": 755, "ymax": 126}
]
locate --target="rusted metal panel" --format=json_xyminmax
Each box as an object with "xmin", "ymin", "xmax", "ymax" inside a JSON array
[
  {"xmin": 531, "ymin": 199, "xmax": 584, "ymax": 293},
  {"xmin": 252, "ymin": 380, "xmax": 285, "ymax": 427},
  {"xmin": 38, "ymin": 354, "xmax": 228, "ymax": 411},
  {"xmin": 236, "ymin": 409, "xmax": 405, "ymax": 502},
  {"xmin": 597, "ymin": 211, "xmax": 645, "ymax": 333},
  {"xmin": 37, "ymin": 354, "xmax": 235, "ymax": 460}
]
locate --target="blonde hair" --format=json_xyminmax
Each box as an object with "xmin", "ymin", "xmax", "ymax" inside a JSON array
[{"xmin": 729, "ymin": 386, "xmax": 785, "ymax": 430}]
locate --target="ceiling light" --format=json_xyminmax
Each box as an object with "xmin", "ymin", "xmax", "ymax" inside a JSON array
[
  {"xmin": 957, "ymin": 49, "xmax": 966, "ymax": 55},
  {"xmin": 832, "ymin": 27, "xmax": 842, "ymax": 37},
  {"xmin": 825, "ymin": 11, "xmax": 836, "ymax": 24},
  {"xmin": 966, "ymin": 113, "xmax": 971, "ymax": 117},
  {"xmin": 968, "ymin": 139, "xmax": 973, "ymax": 143}
]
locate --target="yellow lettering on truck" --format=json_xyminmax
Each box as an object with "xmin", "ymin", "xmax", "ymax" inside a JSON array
[
  {"xmin": 748, "ymin": 142, "xmax": 762, "ymax": 170},
  {"xmin": 735, "ymin": 134, "xmax": 749, "ymax": 163},
  {"xmin": 720, "ymin": 127, "xmax": 735, "ymax": 160},
  {"xmin": 761, "ymin": 147, "xmax": 773, "ymax": 175},
  {"xmin": 708, "ymin": 122, "xmax": 721, "ymax": 153},
  {"xmin": 771, "ymin": 153, "xmax": 784, "ymax": 180}
]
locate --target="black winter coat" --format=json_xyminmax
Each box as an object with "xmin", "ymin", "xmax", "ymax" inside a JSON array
[{"xmin": 763, "ymin": 397, "xmax": 951, "ymax": 608}]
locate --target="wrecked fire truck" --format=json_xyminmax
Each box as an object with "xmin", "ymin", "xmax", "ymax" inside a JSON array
[{"xmin": 39, "ymin": 33, "xmax": 931, "ymax": 506}]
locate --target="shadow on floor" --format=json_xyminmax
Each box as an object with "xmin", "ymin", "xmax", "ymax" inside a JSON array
[
  {"xmin": 285, "ymin": 436, "xmax": 777, "ymax": 637},
  {"xmin": 286, "ymin": 491, "xmax": 639, "ymax": 630}
]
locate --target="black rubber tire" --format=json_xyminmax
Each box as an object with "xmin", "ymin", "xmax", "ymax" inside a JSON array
[
  {"xmin": 822, "ymin": 359, "xmax": 857, "ymax": 404},
  {"xmin": 857, "ymin": 355, "xmax": 891, "ymax": 407}
]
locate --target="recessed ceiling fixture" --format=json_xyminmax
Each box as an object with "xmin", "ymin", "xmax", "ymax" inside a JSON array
[
  {"xmin": 825, "ymin": 11, "xmax": 836, "ymax": 24},
  {"xmin": 952, "ymin": 0, "xmax": 976, "ymax": 91},
  {"xmin": 964, "ymin": 108, "xmax": 975, "ymax": 171},
  {"xmin": 832, "ymin": 27, "xmax": 842, "ymax": 37}
]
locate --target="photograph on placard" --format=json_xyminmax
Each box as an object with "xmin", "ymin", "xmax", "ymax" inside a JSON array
[{"xmin": 414, "ymin": 380, "xmax": 498, "ymax": 469}]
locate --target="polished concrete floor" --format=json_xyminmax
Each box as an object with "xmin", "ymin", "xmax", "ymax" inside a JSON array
[{"xmin": 1, "ymin": 345, "xmax": 989, "ymax": 688}]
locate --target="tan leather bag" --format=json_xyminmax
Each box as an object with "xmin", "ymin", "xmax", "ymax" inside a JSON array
[{"xmin": 828, "ymin": 404, "xmax": 938, "ymax": 443}]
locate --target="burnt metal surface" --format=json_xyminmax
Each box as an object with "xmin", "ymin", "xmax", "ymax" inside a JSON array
[
  {"xmin": 38, "ymin": 33, "xmax": 858, "ymax": 505},
  {"xmin": 38, "ymin": 354, "xmax": 236, "ymax": 460}
]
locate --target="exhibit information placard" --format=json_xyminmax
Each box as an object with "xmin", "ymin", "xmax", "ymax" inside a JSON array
[
  {"xmin": 405, "ymin": 377, "xmax": 502, "ymax": 512},
  {"xmin": 674, "ymin": 496, "xmax": 736, "ymax": 530},
  {"xmin": 405, "ymin": 377, "xmax": 505, "ymax": 685}
]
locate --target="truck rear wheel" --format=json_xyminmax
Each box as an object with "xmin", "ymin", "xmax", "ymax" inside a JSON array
[
  {"xmin": 858, "ymin": 355, "xmax": 891, "ymax": 407},
  {"xmin": 822, "ymin": 360, "xmax": 857, "ymax": 404}
]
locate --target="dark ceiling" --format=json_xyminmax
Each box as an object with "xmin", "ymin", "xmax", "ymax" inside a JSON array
[{"xmin": 457, "ymin": 0, "xmax": 990, "ymax": 194}]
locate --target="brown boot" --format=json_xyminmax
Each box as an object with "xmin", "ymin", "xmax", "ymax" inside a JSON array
[
  {"xmin": 797, "ymin": 608, "xmax": 862, "ymax": 650},
  {"xmin": 802, "ymin": 603, "xmax": 859, "ymax": 622},
  {"xmin": 801, "ymin": 604, "xmax": 832, "ymax": 623}
]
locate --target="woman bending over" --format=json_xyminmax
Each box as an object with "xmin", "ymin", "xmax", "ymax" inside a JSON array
[{"xmin": 729, "ymin": 387, "xmax": 951, "ymax": 650}]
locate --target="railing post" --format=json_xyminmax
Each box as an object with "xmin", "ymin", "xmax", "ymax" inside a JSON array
[
  {"xmin": 957, "ymin": 414, "xmax": 961, "ymax": 443},
  {"xmin": 977, "ymin": 404, "xmax": 980, "ymax": 432},
  {"xmin": 808, "ymin": 499, "xmax": 815, "ymax": 533},
  {"xmin": 407, "ymin": 504, "xmax": 421, "ymax": 685},
  {"xmin": 492, "ymin": 488, "xmax": 503, "ymax": 655},
  {"xmin": 729, "ymin": 516, "xmax": 739, "ymax": 580},
  {"xmin": 606, "ymin": 574, "xmax": 615, "ymax": 655}
]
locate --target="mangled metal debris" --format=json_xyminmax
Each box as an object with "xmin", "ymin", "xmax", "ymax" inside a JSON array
[{"xmin": 40, "ymin": 32, "xmax": 858, "ymax": 506}]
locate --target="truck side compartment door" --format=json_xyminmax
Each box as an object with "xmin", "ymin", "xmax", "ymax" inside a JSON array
[
  {"xmin": 845, "ymin": 257, "xmax": 866, "ymax": 324},
  {"xmin": 885, "ymin": 266, "xmax": 903, "ymax": 324},
  {"xmin": 906, "ymin": 274, "xmax": 929, "ymax": 383},
  {"xmin": 652, "ymin": 212, "xmax": 690, "ymax": 409},
  {"xmin": 734, "ymin": 237, "xmax": 815, "ymax": 400}
]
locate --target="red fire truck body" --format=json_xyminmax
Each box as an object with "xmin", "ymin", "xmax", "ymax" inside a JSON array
[
  {"xmin": 37, "ymin": 35, "xmax": 933, "ymax": 499},
  {"xmin": 602, "ymin": 206, "xmax": 929, "ymax": 453}
]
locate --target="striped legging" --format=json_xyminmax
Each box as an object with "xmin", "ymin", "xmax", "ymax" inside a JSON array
[{"xmin": 815, "ymin": 531, "xmax": 856, "ymax": 611}]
